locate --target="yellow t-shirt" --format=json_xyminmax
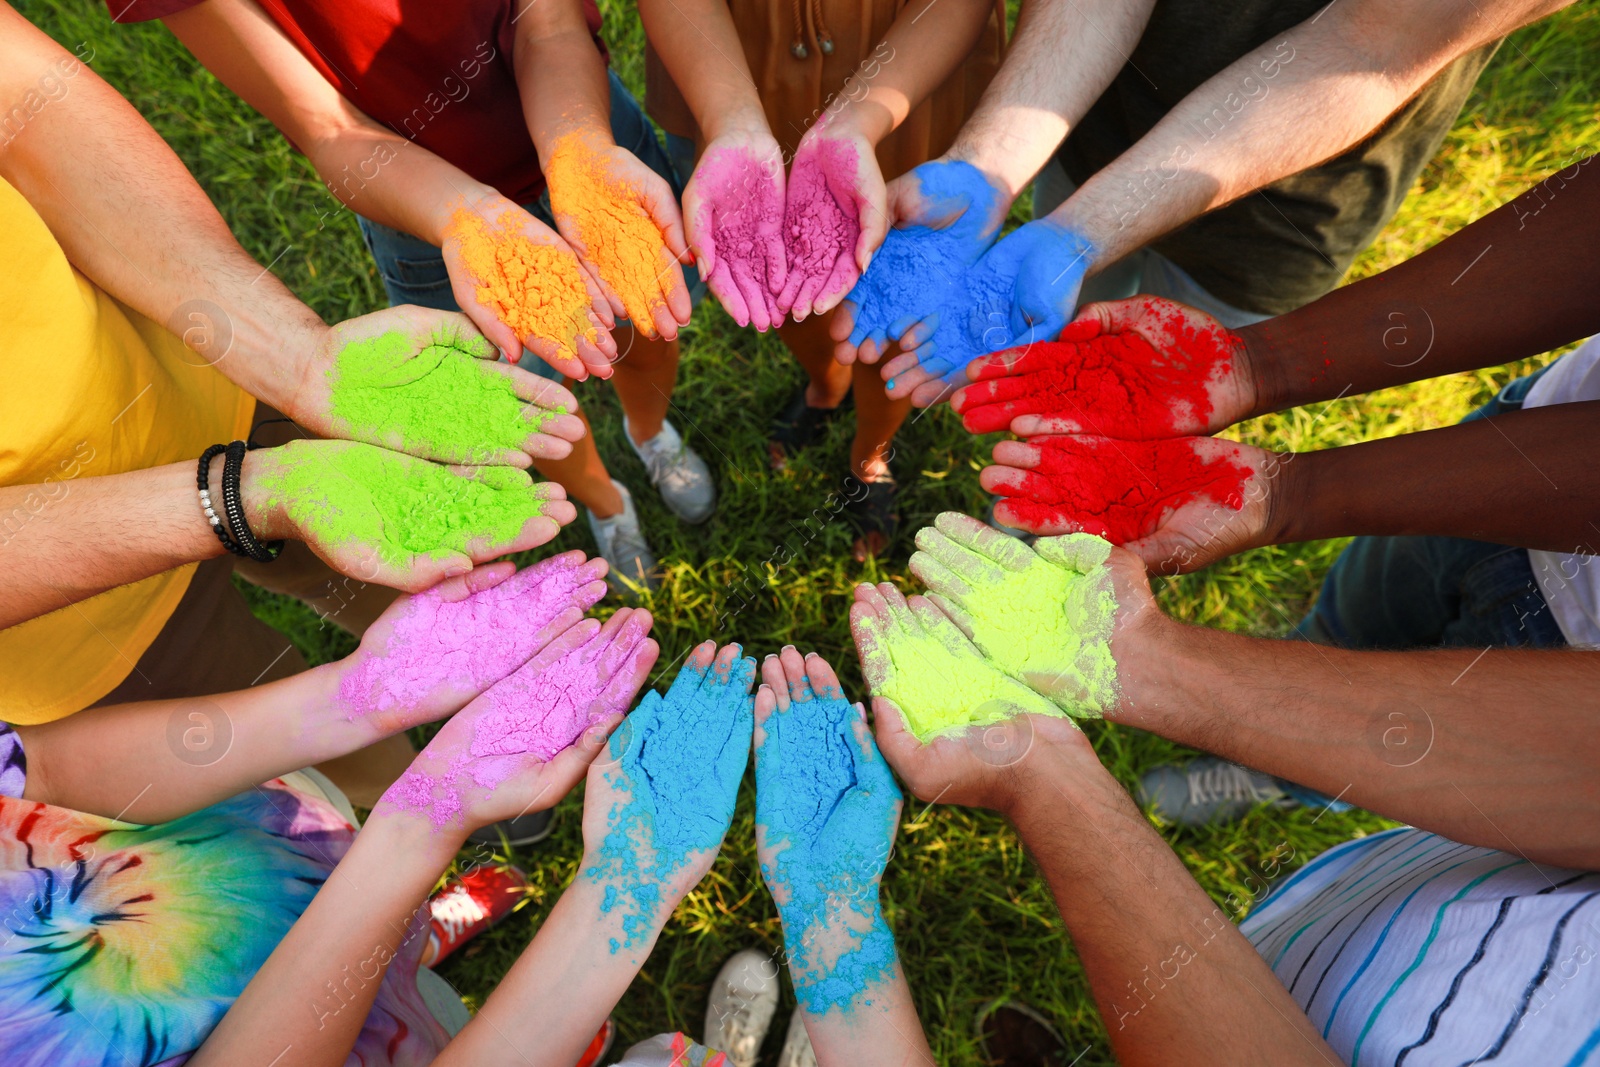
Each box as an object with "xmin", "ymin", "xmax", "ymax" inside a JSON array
[{"xmin": 0, "ymin": 177, "xmax": 255, "ymax": 723}]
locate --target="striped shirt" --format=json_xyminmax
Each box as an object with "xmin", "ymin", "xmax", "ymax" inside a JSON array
[{"xmin": 1241, "ymin": 828, "xmax": 1600, "ymax": 1066}]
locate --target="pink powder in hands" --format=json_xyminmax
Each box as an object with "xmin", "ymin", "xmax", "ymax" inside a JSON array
[
  {"xmin": 338, "ymin": 552, "xmax": 608, "ymax": 723},
  {"xmin": 694, "ymin": 145, "xmax": 786, "ymax": 331},
  {"xmin": 779, "ymin": 137, "xmax": 863, "ymax": 318},
  {"xmin": 469, "ymin": 609, "xmax": 657, "ymax": 761}
]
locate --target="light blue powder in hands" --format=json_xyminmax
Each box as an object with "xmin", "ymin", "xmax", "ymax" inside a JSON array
[
  {"xmin": 585, "ymin": 649, "xmax": 756, "ymax": 952},
  {"xmin": 844, "ymin": 161, "xmax": 1003, "ymax": 353},
  {"xmin": 755, "ymin": 678, "xmax": 903, "ymax": 1015}
]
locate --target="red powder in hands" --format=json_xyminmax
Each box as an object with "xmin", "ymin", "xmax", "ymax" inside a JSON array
[
  {"xmin": 956, "ymin": 302, "xmax": 1240, "ymax": 438},
  {"xmin": 779, "ymin": 138, "xmax": 862, "ymax": 316},
  {"xmin": 990, "ymin": 435, "xmax": 1252, "ymax": 543}
]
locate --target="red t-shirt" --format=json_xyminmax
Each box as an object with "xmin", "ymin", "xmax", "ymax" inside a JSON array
[{"xmin": 110, "ymin": 0, "xmax": 606, "ymax": 204}]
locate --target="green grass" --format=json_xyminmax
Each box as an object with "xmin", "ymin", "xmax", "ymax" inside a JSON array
[{"xmin": 17, "ymin": 1, "xmax": 1600, "ymax": 1061}]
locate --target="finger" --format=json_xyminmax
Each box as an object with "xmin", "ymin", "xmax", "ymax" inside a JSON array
[
  {"xmin": 802, "ymin": 651, "xmax": 843, "ymax": 701},
  {"xmin": 910, "ymin": 378, "xmax": 958, "ymax": 409},
  {"xmin": 991, "ymin": 439, "xmax": 1046, "ymax": 471},
  {"xmin": 878, "ymin": 349, "xmax": 921, "ymax": 383},
  {"xmin": 710, "ymin": 261, "xmax": 752, "ymax": 328},
  {"xmin": 599, "ymin": 636, "xmax": 660, "ymax": 713},
  {"xmin": 895, "ymin": 314, "xmax": 937, "ymax": 349},
  {"xmin": 763, "ymin": 232, "xmax": 788, "ymax": 303},
  {"xmin": 753, "ymin": 682, "xmax": 778, "ymax": 748},
  {"xmin": 777, "ymin": 644, "xmax": 811, "ymax": 703},
  {"xmin": 876, "ymin": 581, "xmax": 920, "ymax": 640},
  {"xmin": 760, "ymin": 654, "xmax": 790, "ymax": 713},
  {"xmin": 848, "ymin": 598, "xmax": 892, "ymax": 690},
  {"xmin": 1033, "ymin": 532, "xmax": 1114, "ymax": 574},
  {"xmin": 530, "ymin": 712, "xmax": 623, "ymax": 806},
  {"xmin": 907, "ymin": 550, "xmax": 978, "ymax": 604},
  {"xmin": 933, "ymin": 510, "xmax": 1036, "ymax": 571},
  {"xmin": 868, "ymin": 695, "xmax": 922, "ymax": 770},
  {"xmin": 846, "ymin": 709, "xmax": 900, "ymax": 800},
  {"xmin": 832, "ymin": 299, "xmax": 863, "ymax": 345},
  {"xmin": 667, "ymin": 639, "xmax": 718, "ymax": 701},
  {"xmin": 432, "ymin": 560, "xmax": 518, "ymax": 603},
  {"xmin": 713, "ymin": 642, "xmax": 757, "ymax": 693},
  {"xmin": 991, "ymin": 497, "xmax": 1079, "ymax": 537},
  {"xmin": 924, "ymin": 591, "xmax": 978, "ymax": 643},
  {"xmin": 733, "ymin": 263, "xmax": 774, "ymax": 333},
  {"xmin": 593, "ymin": 607, "xmax": 653, "ymax": 676}
]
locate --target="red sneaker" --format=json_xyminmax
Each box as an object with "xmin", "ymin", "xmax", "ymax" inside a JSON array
[
  {"xmin": 575, "ymin": 1018, "xmax": 616, "ymax": 1067},
  {"xmin": 421, "ymin": 865, "xmax": 528, "ymax": 967}
]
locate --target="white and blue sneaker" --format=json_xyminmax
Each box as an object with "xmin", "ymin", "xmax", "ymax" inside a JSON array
[
  {"xmin": 625, "ymin": 416, "xmax": 716, "ymax": 525},
  {"xmin": 586, "ymin": 479, "xmax": 659, "ymax": 596}
]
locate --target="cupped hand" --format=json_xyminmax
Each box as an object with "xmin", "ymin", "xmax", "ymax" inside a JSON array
[
  {"xmin": 779, "ymin": 122, "xmax": 886, "ymax": 322},
  {"xmin": 753, "ymin": 647, "xmax": 901, "ymax": 1013},
  {"xmin": 373, "ymin": 610, "xmax": 656, "ymax": 835},
  {"xmin": 831, "ymin": 159, "xmax": 1006, "ymax": 366},
  {"xmin": 684, "ymin": 130, "xmax": 787, "ymax": 331},
  {"xmin": 547, "ymin": 132, "xmax": 692, "ymax": 341},
  {"xmin": 441, "ymin": 197, "xmax": 618, "ymax": 380},
  {"xmin": 296, "ymin": 305, "xmax": 587, "ymax": 467},
  {"xmin": 849, "ymin": 581, "xmax": 1060, "ymax": 745},
  {"xmin": 982, "ymin": 434, "xmax": 1280, "ymax": 573},
  {"xmin": 244, "ymin": 438, "xmax": 577, "ymax": 592},
  {"xmin": 581, "ymin": 642, "xmax": 756, "ymax": 952},
  {"xmin": 956, "ymin": 296, "xmax": 1255, "ymax": 438},
  {"xmin": 908, "ymin": 512, "xmax": 1118, "ymax": 716},
  {"xmin": 337, "ymin": 551, "xmax": 611, "ymax": 732}
]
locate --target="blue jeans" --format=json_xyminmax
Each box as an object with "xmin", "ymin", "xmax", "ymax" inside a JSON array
[
  {"xmin": 358, "ymin": 70, "xmax": 701, "ymax": 381},
  {"xmin": 1294, "ymin": 369, "xmax": 1567, "ymax": 649}
]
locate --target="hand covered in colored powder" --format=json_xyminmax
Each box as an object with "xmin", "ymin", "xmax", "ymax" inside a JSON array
[
  {"xmin": 778, "ymin": 122, "xmax": 883, "ymax": 322},
  {"xmin": 442, "ymin": 197, "xmax": 619, "ymax": 380},
  {"xmin": 880, "ymin": 218, "xmax": 1096, "ymax": 408},
  {"xmin": 547, "ymin": 132, "xmax": 693, "ymax": 341},
  {"xmin": 337, "ymin": 551, "xmax": 610, "ymax": 731},
  {"xmin": 582, "ymin": 642, "xmax": 756, "ymax": 953},
  {"xmin": 984, "ymin": 435, "xmax": 1278, "ymax": 572},
  {"xmin": 245, "ymin": 438, "xmax": 577, "ymax": 592},
  {"xmin": 831, "ymin": 159, "xmax": 1006, "ymax": 366},
  {"xmin": 754, "ymin": 647, "xmax": 902, "ymax": 1015},
  {"xmin": 303, "ymin": 306, "xmax": 587, "ymax": 467},
  {"xmin": 849, "ymin": 581, "xmax": 1061, "ymax": 743},
  {"xmin": 684, "ymin": 131, "xmax": 787, "ymax": 331},
  {"xmin": 375, "ymin": 610, "xmax": 656, "ymax": 835},
  {"xmin": 955, "ymin": 297, "xmax": 1255, "ymax": 438},
  {"xmin": 908, "ymin": 513, "xmax": 1117, "ymax": 716}
]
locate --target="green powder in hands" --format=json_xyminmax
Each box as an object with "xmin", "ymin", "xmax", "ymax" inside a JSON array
[
  {"xmin": 254, "ymin": 439, "xmax": 552, "ymax": 566},
  {"xmin": 854, "ymin": 586, "xmax": 1064, "ymax": 743},
  {"xmin": 910, "ymin": 513, "xmax": 1118, "ymax": 718},
  {"xmin": 327, "ymin": 329, "xmax": 560, "ymax": 463}
]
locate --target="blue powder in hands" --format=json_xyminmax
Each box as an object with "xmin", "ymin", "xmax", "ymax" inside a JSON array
[
  {"xmin": 756, "ymin": 679, "xmax": 902, "ymax": 1015},
  {"xmin": 844, "ymin": 161, "xmax": 1002, "ymax": 351},
  {"xmin": 586, "ymin": 651, "xmax": 756, "ymax": 952}
]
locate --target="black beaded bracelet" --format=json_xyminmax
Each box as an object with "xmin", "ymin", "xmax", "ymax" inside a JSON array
[
  {"xmin": 197, "ymin": 443, "xmax": 247, "ymax": 557},
  {"xmin": 222, "ymin": 439, "xmax": 283, "ymax": 563}
]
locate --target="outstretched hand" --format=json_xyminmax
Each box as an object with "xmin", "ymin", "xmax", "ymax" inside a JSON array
[
  {"xmin": 582, "ymin": 642, "xmax": 756, "ymax": 953},
  {"xmin": 779, "ymin": 122, "xmax": 885, "ymax": 322},
  {"xmin": 955, "ymin": 297, "xmax": 1255, "ymax": 438},
  {"xmin": 684, "ymin": 131, "xmax": 788, "ymax": 331},
  {"xmin": 754, "ymin": 648, "xmax": 901, "ymax": 1014}
]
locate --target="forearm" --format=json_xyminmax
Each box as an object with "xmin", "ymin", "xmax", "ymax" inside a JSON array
[
  {"xmin": 434, "ymin": 872, "xmax": 659, "ymax": 1065},
  {"xmin": 1052, "ymin": 0, "xmax": 1563, "ymax": 265},
  {"xmin": 1242, "ymin": 155, "xmax": 1600, "ymax": 414},
  {"xmin": 948, "ymin": 0, "xmax": 1155, "ymax": 202},
  {"xmin": 821, "ymin": 0, "xmax": 995, "ymax": 147},
  {"xmin": 165, "ymin": 0, "xmax": 497, "ymax": 247},
  {"xmin": 1117, "ymin": 621, "xmax": 1600, "ymax": 867},
  {"xmin": 1007, "ymin": 750, "xmax": 1332, "ymax": 1064},
  {"xmin": 638, "ymin": 0, "xmax": 768, "ymax": 140},
  {"xmin": 0, "ymin": 5, "xmax": 322, "ymax": 406},
  {"xmin": 791, "ymin": 927, "xmax": 931, "ymax": 1067},
  {"xmin": 515, "ymin": 8, "xmax": 614, "ymax": 153},
  {"xmin": 15, "ymin": 663, "xmax": 383, "ymax": 823},
  {"xmin": 1268, "ymin": 403, "xmax": 1600, "ymax": 553},
  {"xmin": 190, "ymin": 812, "xmax": 463, "ymax": 1067}
]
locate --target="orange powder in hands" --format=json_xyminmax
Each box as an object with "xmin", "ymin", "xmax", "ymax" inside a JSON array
[
  {"xmin": 545, "ymin": 133, "xmax": 671, "ymax": 330},
  {"xmin": 447, "ymin": 208, "xmax": 597, "ymax": 359}
]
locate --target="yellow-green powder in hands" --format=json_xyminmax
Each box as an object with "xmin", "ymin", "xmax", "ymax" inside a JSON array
[
  {"xmin": 327, "ymin": 330, "xmax": 558, "ymax": 463},
  {"xmin": 255, "ymin": 440, "xmax": 551, "ymax": 566}
]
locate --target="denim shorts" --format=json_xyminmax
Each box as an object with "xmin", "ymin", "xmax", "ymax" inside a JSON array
[
  {"xmin": 358, "ymin": 70, "xmax": 701, "ymax": 381},
  {"xmin": 1294, "ymin": 367, "xmax": 1567, "ymax": 649}
]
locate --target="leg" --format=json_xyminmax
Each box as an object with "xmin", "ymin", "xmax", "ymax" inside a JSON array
[
  {"xmin": 532, "ymin": 405, "xmax": 625, "ymax": 518},
  {"xmin": 609, "ymin": 324, "xmax": 679, "ymax": 445}
]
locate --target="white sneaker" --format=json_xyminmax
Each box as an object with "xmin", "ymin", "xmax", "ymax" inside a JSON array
[
  {"xmin": 703, "ymin": 949, "xmax": 780, "ymax": 1067},
  {"xmin": 625, "ymin": 416, "xmax": 716, "ymax": 524},
  {"xmin": 586, "ymin": 479, "xmax": 659, "ymax": 595},
  {"xmin": 778, "ymin": 1007, "xmax": 817, "ymax": 1067}
]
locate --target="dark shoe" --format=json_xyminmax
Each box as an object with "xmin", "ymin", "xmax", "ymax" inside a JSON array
[
  {"xmin": 845, "ymin": 473, "xmax": 898, "ymax": 561},
  {"xmin": 976, "ymin": 1001, "xmax": 1067, "ymax": 1067},
  {"xmin": 768, "ymin": 383, "xmax": 852, "ymax": 470},
  {"xmin": 467, "ymin": 810, "xmax": 554, "ymax": 849}
]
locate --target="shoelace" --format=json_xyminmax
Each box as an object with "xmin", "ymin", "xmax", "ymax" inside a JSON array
[
  {"xmin": 1187, "ymin": 763, "xmax": 1272, "ymax": 808},
  {"xmin": 714, "ymin": 988, "xmax": 766, "ymax": 1058},
  {"xmin": 431, "ymin": 887, "xmax": 492, "ymax": 942}
]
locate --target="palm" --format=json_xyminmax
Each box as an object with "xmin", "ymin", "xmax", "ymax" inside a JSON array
[{"xmin": 685, "ymin": 131, "xmax": 787, "ymax": 331}]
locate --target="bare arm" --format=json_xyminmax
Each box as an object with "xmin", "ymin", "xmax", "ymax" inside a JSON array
[
  {"xmin": 948, "ymin": 0, "xmax": 1156, "ymax": 204},
  {"xmin": 1052, "ymin": 0, "xmax": 1573, "ymax": 266},
  {"xmin": 638, "ymin": 0, "xmax": 767, "ymax": 142}
]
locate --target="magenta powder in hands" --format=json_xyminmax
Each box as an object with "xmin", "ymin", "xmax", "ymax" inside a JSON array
[
  {"xmin": 338, "ymin": 553, "xmax": 603, "ymax": 720},
  {"xmin": 695, "ymin": 146, "xmax": 786, "ymax": 330},
  {"xmin": 780, "ymin": 137, "xmax": 862, "ymax": 315}
]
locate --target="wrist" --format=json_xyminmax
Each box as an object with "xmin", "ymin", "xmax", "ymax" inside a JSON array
[
  {"xmin": 818, "ymin": 92, "xmax": 891, "ymax": 146},
  {"xmin": 944, "ymin": 134, "xmax": 1034, "ymax": 208},
  {"xmin": 701, "ymin": 103, "xmax": 773, "ymax": 144},
  {"xmin": 1235, "ymin": 320, "xmax": 1288, "ymax": 418},
  {"xmin": 363, "ymin": 805, "xmax": 472, "ymax": 869},
  {"xmin": 1262, "ymin": 448, "xmax": 1310, "ymax": 546},
  {"xmin": 237, "ymin": 447, "xmax": 290, "ymax": 542}
]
